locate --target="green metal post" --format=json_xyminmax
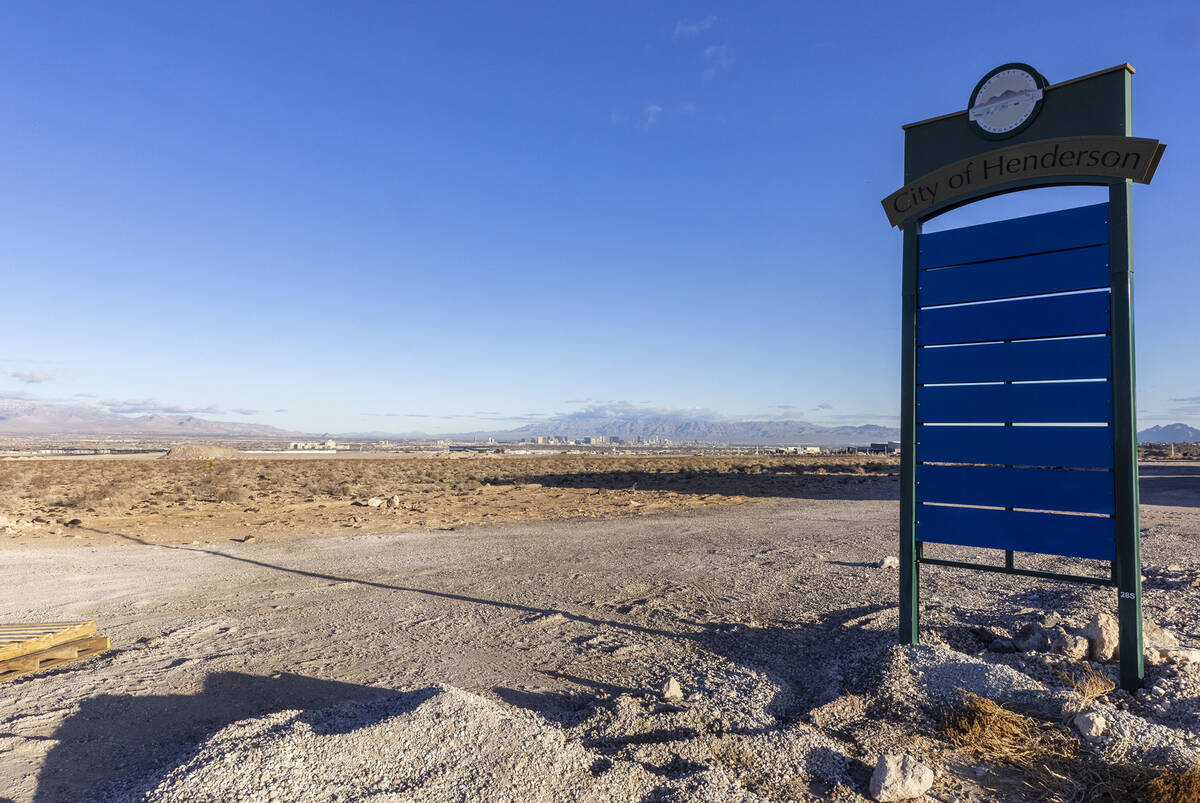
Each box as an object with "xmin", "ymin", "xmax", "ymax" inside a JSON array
[
  {"xmin": 1110, "ymin": 177, "xmax": 1143, "ymax": 692},
  {"xmin": 899, "ymin": 221, "xmax": 920, "ymax": 644}
]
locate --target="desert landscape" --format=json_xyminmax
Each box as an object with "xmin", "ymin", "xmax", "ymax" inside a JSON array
[{"xmin": 1, "ymin": 452, "xmax": 1198, "ymax": 801}]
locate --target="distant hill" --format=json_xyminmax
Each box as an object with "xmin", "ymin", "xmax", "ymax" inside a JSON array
[
  {"xmin": 0, "ymin": 398, "xmax": 900, "ymax": 446},
  {"xmin": 436, "ymin": 407, "xmax": 900, "ymax": 447},
  {"xmin": 506, "ymin": 415, "xmax": 896, "ymax": 446},
  {"xmin": 0, "ymin": 400, "xmax": 294, "ymax": 438},
  {"xmin": 1138, "ymin": 423, "xmax": 1200, "ymax": 443}
]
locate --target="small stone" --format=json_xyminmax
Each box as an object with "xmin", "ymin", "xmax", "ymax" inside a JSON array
[
  {"xmin": 386, "ymin": 495, "xmax": 402, "ymax": 508},
  {"xmin": 869, "ymin": 754, "xmax": 935, "ymax": 802},
  {"xmin": 1012, "ymin": 623, "xmax": 1051, "ymax": 652},
  {"xmin": 1143, "ymin": 616, "xmax": 1179, "ymax": 650},
  {"xmin": 1042, "ymin": 611, "xmax": 1063, "ymax": 628},
  {"xmin": 1082, "ymin": 613, "xmax": 1119, "ymax": 661},
  {"xmin": 1161, "ymin": 647, "xmax": 1200, "ymax": 665},
  {"xmin": 661, "ymin": 677, "xmax": 684, "ymax": 702},
  {"xmin": 972, "ymin": 625, "xmax": 1002, "ymax": 645},
  {"xmin": 1074, "ymin": 712, "xmax": 1108, "ymax": 739},
  {"xmin": 366, "ymin": 497, "xmax": 386, "ymax": 508},
  {"xmin": 878, "ymin": 556, "xmax": 900, "ymax": 569},
  {"xmin": 988, "ymin": 638, "xmax": 1017, "ymax": 653},
  {"xmin": 1053, "ymin": 633, "xmax": 1090, "ymax": 660}
]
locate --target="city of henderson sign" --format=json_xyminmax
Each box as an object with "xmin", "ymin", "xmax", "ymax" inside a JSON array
[{"xmin": 881, "ymin": 134, "xmax": 1165, "ymax": 227}]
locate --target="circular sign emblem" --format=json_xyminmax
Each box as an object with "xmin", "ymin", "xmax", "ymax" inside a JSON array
[{"xmin": 968, "ymin": 63, "xmax": 1048, "ymax": 139}]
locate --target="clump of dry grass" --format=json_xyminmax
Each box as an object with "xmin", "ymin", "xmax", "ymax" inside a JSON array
[
  {"xmin": 941, "ymin": 692, "xmax": 1074, "ymax": 765},
  {"xmin": 1060, "ymin": 663, "xmax": 1116, "ymax": 716},
  {"xmin": 940, "ymin": 692, "xmax": 1200, "ymax": 802},
  {"xmin": 1145, "ymin": 767, "xmax": 1200, "ymax": 802}
]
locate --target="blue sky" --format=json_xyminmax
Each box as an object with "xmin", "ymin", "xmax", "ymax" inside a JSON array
[{"xmin": 2, "ymin": 1, "xmax": 1197, "ymax": 434}]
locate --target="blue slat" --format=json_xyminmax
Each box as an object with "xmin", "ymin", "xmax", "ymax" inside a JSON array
[
  {"xmin": 916, "ymin": 504, "xmax": 1115, "ymax": 561},
  {"xmin": 919, "ymin": 203, "xmax": 1110, "ymax": 269},
  {"xmin": 918, "ymin": 337, "xmax": 1111, "ymax": 383},
  {"xmin": 919, "ymin": 245, "xmax": 1109, "ymax": 306},
  {"xmin": 917, "ymin": 425, "xmax": 1113, "ymax": 469},
  {"xmin": 918, "ymin": 292, "xmax": 1110, "ymax": 346},
  {"xmin": 918, "ymin": 381, "xmax": 1112, "ymax": 424},
  {"xmin": 916, "ymin": 464, "xmax": 1114, "ymax": 514}
]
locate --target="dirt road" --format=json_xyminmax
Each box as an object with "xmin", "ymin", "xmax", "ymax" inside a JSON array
[{"xmin": 1, "ymin": 467, "xmax": 1197, "ymax": 801}]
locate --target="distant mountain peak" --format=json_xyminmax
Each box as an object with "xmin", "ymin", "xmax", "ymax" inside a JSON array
[{"xmin": 1138, "ymin": 423, "xmax": 1200, "ymax": 443}]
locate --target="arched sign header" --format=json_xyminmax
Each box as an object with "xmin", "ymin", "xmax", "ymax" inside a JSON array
[{"xmin": 881, "ymin": 64, "xmax": 1165, "ymax": 227}]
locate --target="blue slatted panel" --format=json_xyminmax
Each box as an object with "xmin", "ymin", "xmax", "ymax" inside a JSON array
[
  {"xmin": 917, "ymin": 425, "xmax": 1113, "ymax": 469},
  {"xmin": 918, "ymin": 292, "xmax": 1110, "ymax": 346},
  {"xmin": 916, "ymin": 504, "xmax": 1115, "ymax": 561},
  {"xmin": 918, "ymin": 381, "xmax": 1112, "ymax": 424},
  {"xmin": 919, "ymin": 337, "xmax": 1111, "ymax": 384},
  {"xmin": 916, "ymin": 464, "xmax": 1114, "ymax": 514},
  {"xmin": 919, "ymin": 203, "xmax": 1110, "ymax": 269},
  {"xmin": 919, "ymin": 245, "xmax": 1109, "ymax": 306}
]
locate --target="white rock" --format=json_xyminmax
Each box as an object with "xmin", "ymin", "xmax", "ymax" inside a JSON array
[
  {"xmin": 1143, "ymin": 617, "xmax": 1179, "ymax": 650},
  {"xmin": 661, "ymin": 677, "xmax": 684, "ymax": 702},
  {"xmin": 869, "ymin": 754, "xmax": 935, "ymax": 802},
  {"xmin": 386, "ymin": 495, "xmax": 402, "ymax": 508},
  {"xmin": 366, "ymin": 497, "xmax": 386, "ymax": 508},
  {"xmin": 879, "ymin": 556, "xmax": 900, "ymax": 569},
  {"xmin": 1082, "ymin": 613, "xmax": 1119, "ymax": 661},
  {"xmin": 1157, "ymin": 647, "xmax": 1200, "ymax": 665},
  {"xmin": 1053, "ymin": 633, "xmax": 1090, "ymax": 660},
  {"xmin": 1074, "ymin": 711, "xmax": 1108, "ymax": 739}
]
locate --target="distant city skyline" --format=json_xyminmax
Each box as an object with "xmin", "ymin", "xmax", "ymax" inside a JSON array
[{"xmin": 2, "ymin": 3, "xmax": 1196, "ymax": 432}]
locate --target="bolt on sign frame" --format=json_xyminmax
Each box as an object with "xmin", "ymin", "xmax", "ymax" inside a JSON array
[{"xmin": 881, "ymin": 64, "xmax": 1166, "ymax": 692}]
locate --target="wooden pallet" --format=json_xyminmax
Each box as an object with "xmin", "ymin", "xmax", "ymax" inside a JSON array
[{"xmin": 0, "ymin": 621, "xmax": 110, "ymax": 682}]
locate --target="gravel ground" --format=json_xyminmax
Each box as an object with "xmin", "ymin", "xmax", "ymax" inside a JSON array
[{"xmin": 1, "ymin": 463, "xmax": 1196, "ymax": 801}]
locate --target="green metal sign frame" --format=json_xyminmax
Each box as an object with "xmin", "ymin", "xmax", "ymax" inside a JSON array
[{"xmin": 886, "ymin": 64, "xmax": 1164, "ymax": 691}]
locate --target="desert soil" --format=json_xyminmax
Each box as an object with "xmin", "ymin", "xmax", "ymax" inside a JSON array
[
  {"xmin": 0, "ymin": 454, "xmax": 896, "ymax": 548},
  {"xmin": 0, "ymin": 457, "xmax": 1197, "ymax": 801}
]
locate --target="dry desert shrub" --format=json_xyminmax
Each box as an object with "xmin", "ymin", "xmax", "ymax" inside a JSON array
[
  {"xmin": 940, "ymin": 692, "xmax": 1070, "ymax": 765},
  {"xmin": 1060, "ymin": 663, "xmax": 1116, "ymax": 716},
  {"xmin": 940, "ymin": 692, "xmax": 1197, "ymax": 802},
  {"xmin": 1145, "ymin": 767, "xmax": 1200, "ymax": 802}
]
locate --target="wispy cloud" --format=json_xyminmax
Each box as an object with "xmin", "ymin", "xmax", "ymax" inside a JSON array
[
  {"xmin": 274, "ymin": 408, "xmax": 288, "ymax": 413},
  {"xmin": 680, "ymin": 101, "xmax": 697, "ymax": 115},
  {"xmin": 100, "ymin": 398, "xmax": 224, "ymax": 415},
  {"xmin": 818, "ymin": 412, "xmax": 900, "ymax": 424},
  {"xmin": 815, "ymin": 403, "xmax": 833, "ymax": 410},
  {"xmin": 1164, "ymin": 396, "xmax": 1200, "ymax": 418},
  {"xmin": 702, "ymin": 44, "xmax": 734, "ymax": 81},
  {"xmin": 231, "ymin": 408, "xmax": 260, "ymax": 416},
  {"xmin": 641, "ymin": 104, "xmax": 664, "ymax": 128},
  {"xmin": 11, "ymin": 371, "xmax": 52, "ymax": 384},
  {"xmin": 673, "ymin": 15, "xmax": 716, "ymax": 38}
]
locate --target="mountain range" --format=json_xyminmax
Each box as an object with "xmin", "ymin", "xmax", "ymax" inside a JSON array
[
  {"xmin": 502, "ymin": 414, "xmax": 897, "ymax": 446},
  {"xmin": 1137, "ymin": 423, "xmax": 1200, "ymax": 443},
  {"xmin": 5, "ymin": 398, "xmax": 1194, "ymax": 446},
  {"xmin": 0, "ymin": 400, "xmax": 294, "ymax": 438}
]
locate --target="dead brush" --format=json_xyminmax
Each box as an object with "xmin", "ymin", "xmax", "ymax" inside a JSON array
[
  {"xmin": 1060, "ymin": 663, "xmax": 1116, "ymax": 717},
  {"xmin": 940, "ymin": 692, "xmax": 1071, "ymax": 765},
  {"xmin": 940, "ymin": 691, "xmax": 1200, "ymax": 802}
]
